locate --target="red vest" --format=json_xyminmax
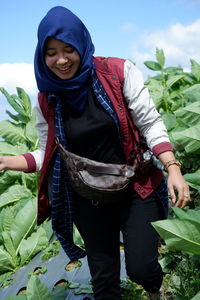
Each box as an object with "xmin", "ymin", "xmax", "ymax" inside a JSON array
[{"xmin": 36, "ymin": 56, "xmax": 163, "ymax": 224}]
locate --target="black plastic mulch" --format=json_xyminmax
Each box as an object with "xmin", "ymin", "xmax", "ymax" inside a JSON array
[{"xmin": 0, "ymin": 246, "xmax": 127, "ymax": 299}]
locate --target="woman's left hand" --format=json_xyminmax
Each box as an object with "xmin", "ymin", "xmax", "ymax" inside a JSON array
[{"xmin": 167, "ymin": 165, "xmax": 191, "ymax": 208}]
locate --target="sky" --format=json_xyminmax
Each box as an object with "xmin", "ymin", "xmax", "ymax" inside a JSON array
[{"xmin": 1, "ymin": 0, "xmax": 200, "ymax": 120}]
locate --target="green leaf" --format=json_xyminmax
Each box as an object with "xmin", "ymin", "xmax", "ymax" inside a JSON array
[
  {"xmin": 145, "ymin": 78, "xmax": 164, "ymax": 108},
  {"xmin": 40, "ymin": 220, "xmax": 53, "ymax": 241},
  {"xmin": 161, "ymin": 113, "xmax": 177, "ymax": 131},
  {"xmin": 182, "ymin": 84, "xmax": 200, "ymax": 102},
  {"xmin": 0, "ymin": 246, "xmax": 15, "ymax": 272},
  {"xmin": 17, "ymin": 87, "xmax": 32, "ymax": 116},
  {"xmin": 74, "ymin": 283, "xmax": 93, "ymax": 294},
  {"xmin": 10, "ymin": 198, "xmax": 37, "ymax": 253},
  {"xmin": 0, "ymin": 88, "xmax": 27, "ymax": 117},
  {"xmin": 51, "ymin": 285, "xmax": 67, "ymax": 300},
  {"xmin": 156, "ymin": 48, "xmax": 165, "ymax": 68},
  {"xmin": 184, "ymin": 170, "xmax": 200, "ymax": 192},
  {"xmin": 175, "ymin": 101, "xmax": 200, "ymax": 127},
  {"xmin": 24, "ymin": 109, "xmax": 38, "ymax": 147},
  {"xmin": 19, "ymin": 227, "xmax": 48, "ymax": 265},
  {"xmin": 152, "ymin": 219, "xmax": 200, "ymax": 255},
  {"xmin": 0, "ymin": 120, "xmax": 26, "ymax": 144},
  {"xmin": 2, "ymin": 207, "xmax": 15, "ymax": 232},
  {"xmin": 26, "ymin": 276, "xmax": 52, "ymax": 300},
  {"xmin": 0, "ymin": 271, "xmax": 13, "ymax": 284},
  {"xmin": 74, "ymin": 225, "xmax": 84, "ymax": 248},
  {"xmin": 166, "ymin": 75, "xmax": 185, "ymax": 89},
  {"xmin": 191, "ymin": 59, "xmax": 200, "ymax": 82},
  {"xmin": 144, "ymin": 61, "xmax": 162, "ymax": 71},
  {"xmin": 172, "ymin": 124, "xmax": 200, "ymax": 154},
  {"xmin": 2, "ymin": 231, "xmax": 17, "ymax": 265},
  {"xmin": 0, "ymin": 185, "xmax": 33, "ymax": 209},
  {"xmin": 0, "ymin": 142, "xmax": 29, "ymax": 155},
  {"xmin": 172, "ymin": 207, "xmax": 200, "ymax": 224}
]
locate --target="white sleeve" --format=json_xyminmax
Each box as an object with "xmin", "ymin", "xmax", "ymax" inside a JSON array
[
  {"xmin": 123, "ymin": 60, "xmax": 170, "ymax": 150},
  {"xmin": 29, "ymin": 98, "xmax": 48, "ymax": 171}
]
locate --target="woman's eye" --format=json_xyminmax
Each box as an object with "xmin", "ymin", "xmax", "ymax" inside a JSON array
[
  {"xmin": 46, "ymin": 52, "xmax": 56, "ymax": 57},
  {"xmin": 65, "ymin": 47, "xmax": 74, "ymax": 53}
]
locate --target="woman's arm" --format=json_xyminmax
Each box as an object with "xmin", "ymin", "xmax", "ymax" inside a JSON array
[
  {"xmin": 0, "ymin": 98, "xmax": 48, "ymax": 173},
  {"xmin": 123, "ymin": 60, "xmax": 191, "ymax": 208},
  {"xmin": 0, "ymin": 155, "xmax": 28, "ymax": 172}
]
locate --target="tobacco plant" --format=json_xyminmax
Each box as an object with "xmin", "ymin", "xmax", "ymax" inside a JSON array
[
  {"xmin": 145, "ymin": 50, "xmax": 200, "ymax": 299},
  {"xmin": 0, "ymin": 88, "xmax": 52, "ymax": 285}
]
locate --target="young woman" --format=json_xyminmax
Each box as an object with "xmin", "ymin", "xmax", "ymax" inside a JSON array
[{"xmin": 0, "ymin": 6, "xmax": 190, "ymax": 300}]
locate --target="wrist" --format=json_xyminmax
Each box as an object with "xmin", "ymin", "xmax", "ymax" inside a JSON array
[{"xmin": 164, "ymin": 160, "xmax": 181, "ymax": 172}]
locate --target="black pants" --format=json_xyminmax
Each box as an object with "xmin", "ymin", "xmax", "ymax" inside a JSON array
[{"xmin": 74, "ymin": 189, "xmax": 164, "ymax": 300}]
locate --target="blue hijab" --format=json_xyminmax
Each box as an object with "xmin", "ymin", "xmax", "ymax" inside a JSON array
[{"xmin": 34, "ymin": 6, "xmax": 95, "ymax": 110}]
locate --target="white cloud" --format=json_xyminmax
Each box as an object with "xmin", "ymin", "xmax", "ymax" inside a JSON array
[
  {"xmin": 0, "ymin": 63, "xmax": 37, "ymax": 95},
  {"xmin": 0, "ymin": 63, "xmax": 38, "ymax": 121},
  {"xmin": 130, "ymin": 19, "xmax": 200, "ymax": 75}
]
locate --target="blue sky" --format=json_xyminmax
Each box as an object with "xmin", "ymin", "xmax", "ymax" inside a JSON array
[{"xmin": 1, "ymin": 0, "xmax": 200, "ymax": 120}]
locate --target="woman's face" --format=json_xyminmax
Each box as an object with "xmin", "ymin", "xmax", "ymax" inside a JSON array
[{"xmin": 44, "ymin": 37, "xmax": 81, "ymax": 80}]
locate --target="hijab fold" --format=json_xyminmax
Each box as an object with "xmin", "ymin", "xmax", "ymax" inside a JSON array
[{"xmin": 34, "ymin": 6, "xmax": 95, "ymax": 110}]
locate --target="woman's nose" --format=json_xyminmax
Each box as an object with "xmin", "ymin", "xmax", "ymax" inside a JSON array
[{"xmin": 57, "ymin": 55, "xmax": 68, "ymax": 64}]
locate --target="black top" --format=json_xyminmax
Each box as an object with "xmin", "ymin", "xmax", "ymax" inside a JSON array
[{"xmin": 62, "ymin": 88, "xmax": 124, "ymax": 164}]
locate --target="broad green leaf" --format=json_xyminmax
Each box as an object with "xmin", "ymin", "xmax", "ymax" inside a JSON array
[
  {"xmin": 144, "ymin": 61, "xmax": 162, "ymax": 71},
  {"xmin": 166, "ymin": 75, "xmax": 185, "ymax": 89},
  {"xmin": 145, "ymin": 78, "xmax": 164, "ymax": 108},
  {"xmin": 175, "ymin": 101, "xmax": 200, "ymax": 127},
  {"xmin": 2, "ymin": 231, "xmax": 17, "ymax": 266},
  {"xmin": 0, "ymin": 246, "xmax": 15, "ymax": 272},
  {"xmin": 10, "ymin": 198, "xmax": 37, "ymax": 252},
  {"xmin": 5, "ymin": 111, "xmax": 23, "ymax": 122},
  {"xmin": 51, "ymin": 285, "xmax": 67, "ymax": 300},
  {"xmin": 2, "ymin": 207, "xmax": 15, "ymax": 232},
  {"xmin": 184, "ymin": 170, "xmax": 200, "ymax": 192},
  {"xmin": 0, "ymin": 142, "xmax": 28, "ymax": 155},
  {"xmin": 164, "ymin": 66, "xmax": 183, "ymax": 75},
  {"xmin": 161, "ymin": 113, "xmax": 177, "ymax": 131},
  {"xmin": 0, "ymin": 185, "xmax": 32, "ymax": 209},
  {"xmin": 0, "ymin": 170, "xmax": 24, "ymax": 194},
  {"xmin": 0, "ymin": 271, "xmax": 13, "ymax": 284},
  {"xmin": 17, "ymin": 87, "xmax": 32, "ymax": 115},
  {"xmin": 24, "ymin": 109, "xmax": 38, "ymax": 147},
  {"xmin": 40, "ymin": 220, "xmax": 53, "ymax": 241},
  {"xmin": 74, "ymin": 225, "xmax": 84, "ymax": 248},
  {"xmin": 0, "ymin": 88, "xmax": 27, "ymax": 117},
  {"xmin": 26, "ymin": 276, "xmax": 52, "ymax": 300},
  {"xmin": 182, "ymin": 84, "xmax": 200, "ymax": 102},
  {"xmin": 19, "ymin": 227, "xmax": 48, "ymax": 265},
  {"xmin": 74, "ymin": 283, "xmax": 93, "ymax": 294},
  {"xmin": 152, "ymin": 219, "xmax": 200, "ymax": 255},
  {"xmin": 6, "ymin": 110, "xmax": 29, "ymax": 124},
  {"xmin": 172, "ymin": 125, "xmax": 200, "ymax": 154},
  {"xmin": 191, "ymin": 59, "xmax": 200, "ymax": 82},
  {"xmin": 156, "ymin": 48, "xmax": 165, "ymax": 68},
  {"xmin": 172, "ymin": 207, "xmax": 200, "ymax": 224},
  {"xmin": 0, "ymin": 120, "xmax": 26, "ymax": 144}
]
